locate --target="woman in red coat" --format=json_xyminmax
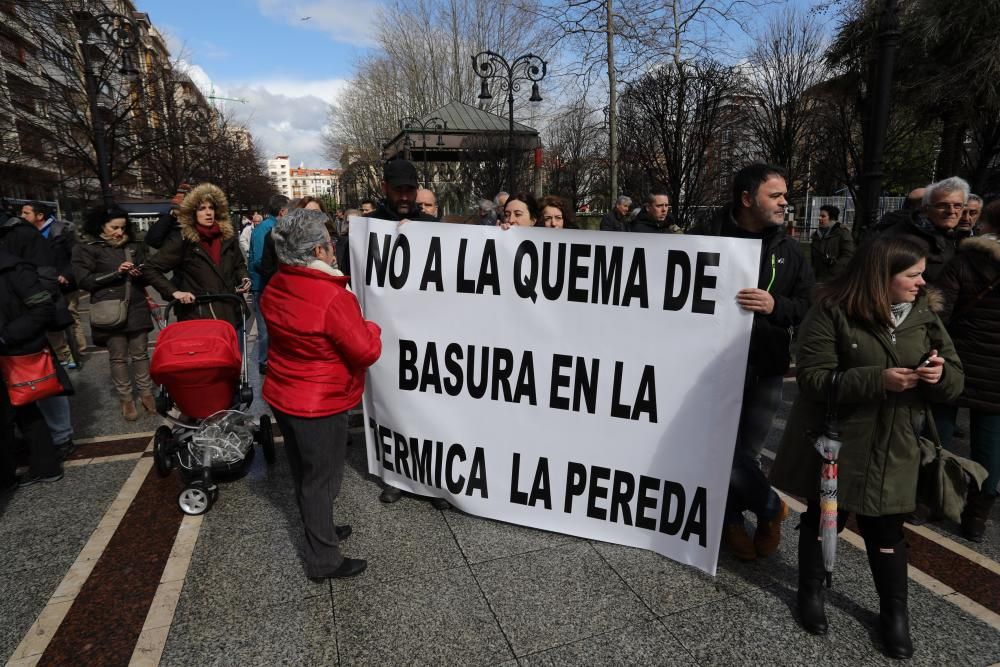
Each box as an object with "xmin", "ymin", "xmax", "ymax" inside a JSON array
[{"xmin": 261, "ymin": 208, "xmax": 382, "ymax": 579}]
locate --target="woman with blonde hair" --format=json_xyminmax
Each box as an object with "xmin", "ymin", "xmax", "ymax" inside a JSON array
[{"xmin": 142, "ymin": 183, "xmax": 250, "ymax": 330}]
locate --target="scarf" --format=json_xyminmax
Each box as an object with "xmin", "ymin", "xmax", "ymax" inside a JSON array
[
  {"xmin": 196, "ymin": 223, "xmax": 223, "ymax": 265},
  {"xmin": 100, "ymin": 233, "xmax": 129, "ymax": 248},
  {"xmin": 889, "ymin": 302, "xmax": 913, "ymax": 330}
]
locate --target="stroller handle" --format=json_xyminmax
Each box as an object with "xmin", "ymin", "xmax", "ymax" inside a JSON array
[{"xmin": 163, "ymin": 293, "xmax": 251, "ymax": 329}]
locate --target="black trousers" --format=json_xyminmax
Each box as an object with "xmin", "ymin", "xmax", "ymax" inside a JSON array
[
  {"xmin": 803, "ymin": 498, "xmax": 906, "ymax": 549},
  {"xmin": 272, "ymin": 408, "xmax": 348, "ymax": 578},
  {"xmin": 1, "ymin": 380, "xmax": 60, "ymax": 485}
]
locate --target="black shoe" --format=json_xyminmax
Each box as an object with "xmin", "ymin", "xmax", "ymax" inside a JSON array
[
  {"xmin": 379, "ymin": 486, "xmax": 402, "ymax": 503},
  {"xmin": 335, "ymin": 524, "xmax": 352, "ymax": 541},
  {"xmin": 430, "ymin": 497, "xmax": 450, "ymax": 510},
  {"xmin": 324, "ymin": 557, "xmax": 367, "ymax": 579},
  {"xmin": 18, "ymin": 471, "xmax": 64, "ymax": 487},
  {"xmin": 866, "ymin": 538, "xmax": 913, "ymax": 659},
  {"xmin": 258, "ymin": 363, "xmax": 267, "ymax": 376},
  {"xmin": 56, "ymin": 440, "xmax": 77, "ymax": 460},
  {"xmin": 797, "ymin": 584, "xmax": 829, "ymax": 635}
]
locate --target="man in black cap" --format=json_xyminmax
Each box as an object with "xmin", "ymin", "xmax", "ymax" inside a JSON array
[
  {"xmin": 367, "ymin": 160, "xmax": 437, "ymax": 223},
  {"xmin": 371, "ymin": 161, "xmax": 445, "ymax": 508}
]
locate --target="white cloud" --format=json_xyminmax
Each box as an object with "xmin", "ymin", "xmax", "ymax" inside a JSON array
[
  {"xmin": 222, "ymin": 80, "xmax": 351, "ymax": 168},
  {"xmin": 257, "ymin": 0, "xmax": 380, "ymax": 47}
]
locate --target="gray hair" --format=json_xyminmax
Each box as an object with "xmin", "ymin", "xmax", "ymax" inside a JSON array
[
  {"xmin": 922, "ymin": 176, "xmax": 970, "ymax": 207},
  {"xmin": 615, "ymin": 195, "xmax": 632, "ymax": 207},
  {"xmin": 272, "ymin": 208, "xmax": 330, "ymax": 266},
  {"xmin": 478, "ymin": 199, "xmax": 495, "ymax": 212},
  {"xmin": 493, "ymin": 191, "xmax": 509, "ymax": 207},
  {"xmin": 968, "ymin": 193, "xmax": 983, "ymax": 206}
]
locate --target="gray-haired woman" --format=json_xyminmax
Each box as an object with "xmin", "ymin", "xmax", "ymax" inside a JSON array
[{"xmin": 260, "ymin": 208, "xmax": 382, "ymax": 579}]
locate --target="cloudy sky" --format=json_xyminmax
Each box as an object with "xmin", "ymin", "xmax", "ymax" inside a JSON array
[{"xmin": 138, "ymin": 0, "xmax": 379, "ymax": 169}]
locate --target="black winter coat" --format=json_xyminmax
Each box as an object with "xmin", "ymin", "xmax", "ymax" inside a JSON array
[
  {"xmin": 141, "ymin": 219, "xmax": 248, "ymax": 330},
  {"xmin": 144, "ymin": 212, "xmax": 180, "ymax": 250},
  {"xmin": 809, "ymin": 222, "xmax": 855, "ymax": 283},
  {"xmin": 689, "ymin": 209, "xmax": 815, "ymax": 377},
  {"xmin": 877, "ymin": 210, "xmax": 957, "ymax": 286},
  {"xmin": 40, "ymin": 218, "xmax": 77, "ymax": 291},
  {"xmin": 628, "ymin": 210, "xmax": 669, "ymax": 234},
  {"xmin": 600, "ymin": 210, "xmax": 628, "ymax": 232},
  {"xmin": 72, "ymin": 235, "xmax": 153, "ymax": 347},
  {"xmin": 938, "ymin": 235, "xmax": 1000, "ymax": 412},
  {"xmin": 0, "ymin": 249, "xmax": 55, "ymax": 356},
  {"xmin": 0, "ymin": 217, "xmax": 71, "ymax": 330}
]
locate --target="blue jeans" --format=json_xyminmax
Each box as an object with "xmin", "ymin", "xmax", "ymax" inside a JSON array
[
  {"xmin": 725, "ymin": 374, "xmax": 784, "ymax": 524},
  {"xmin": 252, "ymin": 292, "xmax": 268, "ymax": 365},
  {"xmin": 934, "ymin": 405, "xmax": 1000, "ymax": 497},
  {"xmin": 37, "ymin": 395, "xmax": 73, "ymax": 445}
]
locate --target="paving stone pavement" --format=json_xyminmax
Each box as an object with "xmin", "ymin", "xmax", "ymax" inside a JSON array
[{"xmin": 3, "ymin": 342, "xmax": 1000, "ymax": 665}]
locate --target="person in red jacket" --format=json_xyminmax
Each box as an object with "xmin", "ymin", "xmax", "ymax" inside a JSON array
[{"xmin": 261, "ymin": 208, "xmax": 382, "ymax": 580}]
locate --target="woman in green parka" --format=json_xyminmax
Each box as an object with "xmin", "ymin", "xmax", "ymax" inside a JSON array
[{"xmin": 769, "ymin": 236, "xmax": 963, "ymax": 659}]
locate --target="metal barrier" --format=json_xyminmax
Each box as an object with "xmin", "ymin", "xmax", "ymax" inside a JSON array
[{"xmin": 800, "ymin": 196, "xmax": 906, "ymax": 238}]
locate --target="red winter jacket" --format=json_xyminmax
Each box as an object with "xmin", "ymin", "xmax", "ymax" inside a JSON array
[{"xmin": 261, "ymin": 264, "xmax": 381, "ymax": 417}]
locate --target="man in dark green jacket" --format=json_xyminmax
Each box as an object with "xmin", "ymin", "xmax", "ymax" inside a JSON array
[{"xmin": 810, "ymin": 204, "xmax": 854, "ymax": 283}]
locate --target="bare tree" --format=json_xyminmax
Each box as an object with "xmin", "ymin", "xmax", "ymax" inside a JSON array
[
  {"xmin": 742, "ymin": 8, "xmax": 828, "ymax": 198},
  {"xmin": 617, "ymin": 59, "xmax": 740, "ymax": 227},
  {"xmin": 543, "ymin": 99, "xmax": 605, "ymax": 210},
  {"xmin": 325, "ymin": 0, "xmax": 548, "ymax": 179}
]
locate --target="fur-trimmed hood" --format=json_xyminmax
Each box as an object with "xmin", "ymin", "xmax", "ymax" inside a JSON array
[
  {"xmin": 958, "ymin": 235, "xmax": 1000, "ymax": 263},
  {"xmin": 924, "ymin": 287, "xmax": 945, "ymax": 313},
  {"xmin": 178, "ymin": 183, "xmax": 234, "ymax": 244}
]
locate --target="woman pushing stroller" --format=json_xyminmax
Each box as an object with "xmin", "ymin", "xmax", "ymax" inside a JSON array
[{"xmin": 142, "ymin": 183, "xmax": 250, "ymax": 332}]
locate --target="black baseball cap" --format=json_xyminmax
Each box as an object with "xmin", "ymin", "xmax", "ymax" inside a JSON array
[{"xmin": 384, "ymin": 160, "xmax": 419, "ymax": 188}]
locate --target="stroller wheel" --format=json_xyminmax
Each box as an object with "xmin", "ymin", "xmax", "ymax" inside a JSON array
[
  {"xmin": 258, "ymin": 415, "xmax": 276, "ymax": 464},
  {"xmin": 178, "ymin": 481, "xmax": 215, "ymax": 515},
  {"xmin": 153, "ymin": 426, "xmax": 175, "ymax": 478}
]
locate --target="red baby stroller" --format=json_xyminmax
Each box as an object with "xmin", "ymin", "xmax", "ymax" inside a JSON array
[{"xmin": 150, "ymin": 294, "xmax": 275, "ymax": 515}]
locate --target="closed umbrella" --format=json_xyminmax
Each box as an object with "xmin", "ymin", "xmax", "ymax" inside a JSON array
[{"xmin": 814, "ymin": 372, "xmax": 842, "ymax": 587}]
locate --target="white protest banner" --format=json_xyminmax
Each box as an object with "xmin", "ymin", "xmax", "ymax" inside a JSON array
[{"xmin": 350, "ymin": 218, "xmax": 758, "ymax": 575}]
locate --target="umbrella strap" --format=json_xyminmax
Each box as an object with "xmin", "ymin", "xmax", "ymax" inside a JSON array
[{"xmin": 825, "ymin": 371, "xmax": 841, "ymax": 434}]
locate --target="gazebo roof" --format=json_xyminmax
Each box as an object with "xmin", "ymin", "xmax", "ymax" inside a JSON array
[
  {"xmin": 426, "ymin": 100, "xmax": 537, "ymax": 134},
  {"xmin": 382, "ymin": 100, "xmax": 539, "ymax": 162}
]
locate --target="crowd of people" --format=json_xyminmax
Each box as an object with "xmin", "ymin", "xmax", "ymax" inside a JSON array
[{"xmin": 1, "ymin": 157, "xmax": 997, "ymax": 660}]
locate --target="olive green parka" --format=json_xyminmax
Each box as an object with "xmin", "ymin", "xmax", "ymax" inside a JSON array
[{"xmin": 769, "ymin": 291, "xmax": 964, "ymax": 516}]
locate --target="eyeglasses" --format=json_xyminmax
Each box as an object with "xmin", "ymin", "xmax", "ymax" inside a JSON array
[{"xmin": 930, "ymin": 203, "xmax": 965, "ymax": 212}]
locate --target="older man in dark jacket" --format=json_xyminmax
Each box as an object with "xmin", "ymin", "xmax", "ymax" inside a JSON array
[
  {"xmin": 689, "ymin": 163, "xmax": 814, "ymax": 561},
  {"xmin": 878, "ymin": 176, "xmax": 970, "ymax": 285}
]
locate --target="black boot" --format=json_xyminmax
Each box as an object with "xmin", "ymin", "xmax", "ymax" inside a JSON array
[
  {"xmin": 797, "ymin": 516, "xmax": 829, "ymax": 635},
  {"xmin": 961, "ymin": 490, "xmax": 996, "ymax": 543},
  {"xmin": 866, "ymin": 538, "xmax": 913, "ymax": 659}
]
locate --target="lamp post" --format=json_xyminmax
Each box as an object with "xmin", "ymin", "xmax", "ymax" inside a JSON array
[
  {"xmin": 399, "ymin": 116, "xmax": 447, "ymax": 187},
  {"xmin": 73, "ymin": 10, "xmax": 139, "ymax": 209},
  {"xmin": 471, "ymin": 51, "xmax": 546, "ymax": 192},
  {"xmin": 857, "ymin": 0, "xmax": 900, "ymax": 238}
]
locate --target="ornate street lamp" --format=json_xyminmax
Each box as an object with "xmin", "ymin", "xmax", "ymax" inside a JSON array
[
  {"xmin": 471, "ymin": 51, "xmax": 546, "ymax": 192},
  {"xmin": 399, "ymin": 116, "xmax": 447, "ymax": 187},
  {"xmin": 73, "ymin": 10, "xmax": 139, "ymax": 208}
]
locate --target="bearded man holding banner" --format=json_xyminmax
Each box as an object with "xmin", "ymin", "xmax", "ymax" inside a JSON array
[{"xmin": 689, "ymin": 163, "xmax": 815, "ymax": 561}]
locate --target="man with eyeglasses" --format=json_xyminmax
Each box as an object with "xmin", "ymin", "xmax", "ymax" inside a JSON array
[
  {"xmin": 878, "ymin": 176, "xmax": 970, "ymax": 284},
  {"xmin": 415, "ymin": 188, "xmax": 440, "ymax": 221}
]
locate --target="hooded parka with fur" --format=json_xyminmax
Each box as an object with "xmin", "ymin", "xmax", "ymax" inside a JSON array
[
  {"xmin": 769, "ymin": 292, "xmax": 964, "ymax": 516},
  {"xmin": 142, "ymin": 184, "xmax": 248, "ymax": 330}
]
